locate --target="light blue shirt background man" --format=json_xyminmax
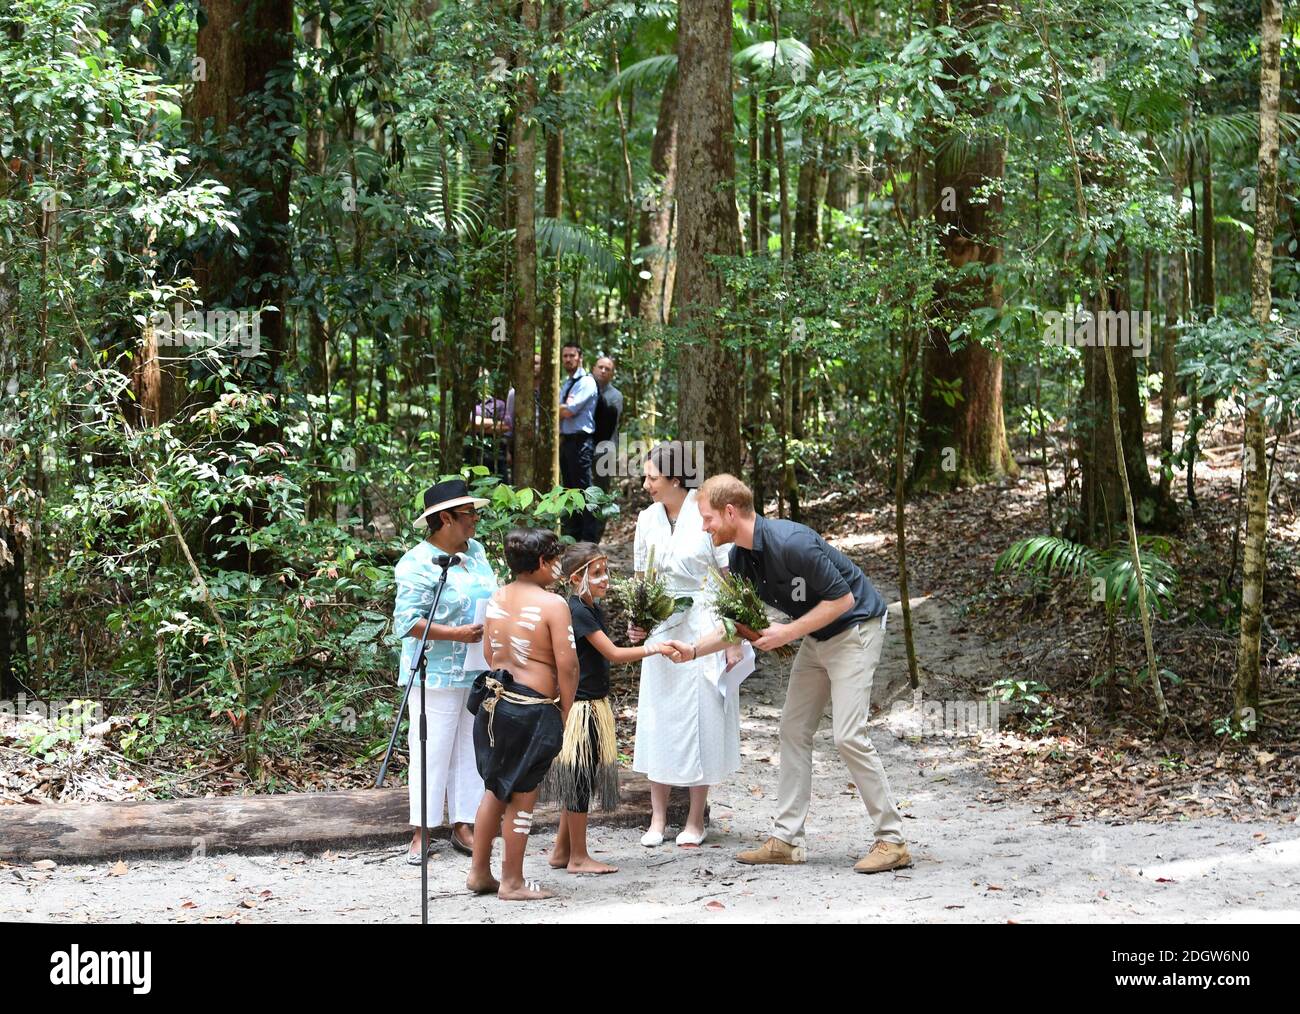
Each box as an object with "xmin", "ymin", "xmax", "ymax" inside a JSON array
[{"xmin": 559, "ymin": 343, "xmax": 598, "ymax": 436}]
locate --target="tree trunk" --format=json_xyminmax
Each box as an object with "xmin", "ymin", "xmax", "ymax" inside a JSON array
[
  {"xmin": 912, "ymin": 0, "xmax": 1016, "ymax": 491},
  {"xmin": 672, "ymin": 0, "xmax": 742, "ymax": 475},
  {"xmin": 1078, "ymin": 261, "xmax": 1157, "ymax": 542},
  {"xmin": 0, "ymin": 517, "xmax": 25, "ymax": 700},
  {"xmin": 191, "ymin": 0, "xmax": 293, "ymax": 407},
  {"xmin": 510, "ymin": 0, "xmax": 540, "ymax": 489},
  {"xmin": 304, "ymin": 12, "xmax": 332, "ymax": 519},
  {"xmin": 745, "ymin": 1, "xmax": 768, "ymax": 510},
  {"xmin": 1234, "ymin": 0, "xmax": 1282, "ymax": 732},
  {"xmin": 633, "ymin": 70, "xmax": 679, "ymax": 436},
  {"xmin": 539, "ymin": 17, "xmax": 563, "ymax": 490}
]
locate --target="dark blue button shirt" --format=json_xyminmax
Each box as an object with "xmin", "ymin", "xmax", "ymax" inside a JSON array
[{"xmin": 727, "ymin": 516, "xmax": 887, "ymax": 640}]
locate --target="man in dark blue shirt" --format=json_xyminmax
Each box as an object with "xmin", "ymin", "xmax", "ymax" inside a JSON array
[{"xmin": 675, "ymin": 474, "xmax": 911, "ymax": 875}]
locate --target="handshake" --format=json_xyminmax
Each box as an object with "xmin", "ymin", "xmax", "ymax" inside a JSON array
[
  {"xmin": 627, "ymin": 623, "xmax": 746, "ymax": 667},
  {"xmin": 627, "ymin": 622, "xmax": 695, "ymax": 664}
]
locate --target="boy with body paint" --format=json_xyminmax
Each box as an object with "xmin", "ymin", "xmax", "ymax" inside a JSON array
[{"xmin": 467, "ymin": 528, "xmax": 578, "ymax": 901}]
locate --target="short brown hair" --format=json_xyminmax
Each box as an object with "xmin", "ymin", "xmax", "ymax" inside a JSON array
[{"xmin": 699, "ymin": 474, "xmax": 755, "ymax": 515}]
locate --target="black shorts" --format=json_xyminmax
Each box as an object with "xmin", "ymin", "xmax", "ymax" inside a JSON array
[{"xmin": 473, "ymin": 683, "xmax": 563, "ymax": 801}]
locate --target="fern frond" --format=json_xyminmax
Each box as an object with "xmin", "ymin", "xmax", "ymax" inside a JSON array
[{"xmin": 995, "ymin": 536, "xmax": 1100, "ymax": 580}]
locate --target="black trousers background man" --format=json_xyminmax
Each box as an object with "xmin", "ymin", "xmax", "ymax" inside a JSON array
[{"xmin": 559, "ymin": 343, "xmax": 601, "ymax": 542}]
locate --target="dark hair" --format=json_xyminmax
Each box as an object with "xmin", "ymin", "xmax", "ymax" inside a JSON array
[
  {"xmin": 426, "ymin": 510, "xmax": 449, "ymax": 534},
  {"xmin": 562, "ymin": 341, "xmax": 582, "ymax": 353},
  {"xmin": 561, "ymin": 542, "xmax": 605, "ymax": 580},
  {"xmin": 645, "ymin": 440, "xmax": 702, "ymax": 490},
  {"xmin": 504, "ymin": 527, "xmax": 563, "ymax": 576}
]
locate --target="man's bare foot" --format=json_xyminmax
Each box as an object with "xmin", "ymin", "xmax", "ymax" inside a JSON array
[
  {"xmin": 548, "ymin": 850, "xmax": 569, "ymax": 869},
  {"xmin": 566, "ymin": 857, "xmax": 618, "ymax": 874},
  {"xmin": 466, "ymin": 872, "xmax": 500, "ymax": 895},
  {"xmin": 497, "ymin": 878, "xmax": 555, "ymax": 901}
]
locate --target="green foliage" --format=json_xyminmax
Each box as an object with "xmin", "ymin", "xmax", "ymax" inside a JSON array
[
  {"xmin": 1178, "ymin": 303, "xmax": 1300, "ymax": 423},
  {"xmin": 995, "ymin": 534, "xmax": 1180, "ymax": 619},
  {"xmin": 987, "ymin": 678, "xmax": 1058, "ymax": 734}
]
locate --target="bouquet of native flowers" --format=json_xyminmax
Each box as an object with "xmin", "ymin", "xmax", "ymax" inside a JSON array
[
  {"xmin": 612, "ymin": 547, "xmax": 693, "ymax": 633},
  {"xmin": 710, "ymin": 567, "xmax": 796, "ymax": 657}
]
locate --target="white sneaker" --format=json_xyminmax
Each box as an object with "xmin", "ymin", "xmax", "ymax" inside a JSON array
[
  {"xmin": 675, "ymin": 828, "xmax": 707, "ymax": 847},
  {"xmin": 640, "ymin": 829, "xmax": 665, "ymax": 847}
]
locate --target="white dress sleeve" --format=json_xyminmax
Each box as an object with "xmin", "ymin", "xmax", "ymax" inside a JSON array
[{"xmin": 634, "ymin": 508, "xmax": 650, "ymax": 572}]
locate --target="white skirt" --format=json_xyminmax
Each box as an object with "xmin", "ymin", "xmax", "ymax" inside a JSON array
[{"xmin": 632, "ymin": 599, "xmax": 741, "ymax": 786}]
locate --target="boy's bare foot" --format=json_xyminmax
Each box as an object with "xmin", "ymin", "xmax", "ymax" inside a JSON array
[
  {"xmin": 466, "ymin": 872, "xmax": 500, "ymax": 895},
  {"xmin": 566, "ymin": 857, "xmax": 618, "ymax": 874},
  {"xmin": 497, "ymin": 878, "xmax": 556, "ymax": 901},
  {"xmin": 548, "ymin": 851, "xmax": 569, "ymax": 869}
]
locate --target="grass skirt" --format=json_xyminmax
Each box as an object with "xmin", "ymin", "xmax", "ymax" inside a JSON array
[{"xmin": 540, "ymin": 697, "xmax": 621, "ymax": 813}]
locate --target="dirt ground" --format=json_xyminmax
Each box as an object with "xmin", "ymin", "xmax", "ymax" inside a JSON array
[{"xmin": 4, "ymin": 579, "xmax": 1296, "ymax": 923}]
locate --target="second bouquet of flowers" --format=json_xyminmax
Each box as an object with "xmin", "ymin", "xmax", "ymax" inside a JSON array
[{"xmin": 710, "ymin": 567, "xmax": 796, "ymax": 657}]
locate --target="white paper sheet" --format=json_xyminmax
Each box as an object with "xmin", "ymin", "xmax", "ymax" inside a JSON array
[
  {"xmin": 462, "ymin": 598, "xmax": 490, "ymax": 672},
  {"xmin": 706, "ymin": 640, "xmax": 755, "ymax": 701}
]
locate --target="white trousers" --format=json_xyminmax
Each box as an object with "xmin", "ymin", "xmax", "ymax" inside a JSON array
[{"xmin": 407, "ymin": 685, "xmax": 483, "ymax": 828}]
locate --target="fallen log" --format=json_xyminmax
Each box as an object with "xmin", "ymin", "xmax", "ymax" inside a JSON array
[{"xmin": 0, "ymin": 774, "xmax": 692, "ymax": 862}]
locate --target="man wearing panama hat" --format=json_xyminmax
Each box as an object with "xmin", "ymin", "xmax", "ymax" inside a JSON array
[{"xmin": 393, "ymin": 479, "xmax": 499, "ymax": 863}]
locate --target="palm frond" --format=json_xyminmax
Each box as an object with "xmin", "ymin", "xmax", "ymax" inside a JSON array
[
  {"xmin": 733, "ymin": 38, "xmax": 813, "ymax": 81},
  {"xmin": 599, "ymin": 53, "xmax": 678, "ymax": 105},
  {"xmin": 536, "ymin": 216, "xmax": 626, "ymax": 288},
  {"xmin": 995, "ymin": 535, "xmax": 1100, "ymax": 580},
  {"xmin": 401, "ymin": 148, "xmax": 490, "ymax": 237},
  {"xmin": 1097, "ymin": 539, "xmax": 1180, "ymax": 619},
  {"xmin": 1160, "ymin": 110, "xmax": 1300, "ymax": 162}
]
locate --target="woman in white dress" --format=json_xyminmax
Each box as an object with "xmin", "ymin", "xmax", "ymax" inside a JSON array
[{"xmin": 629, "ymin": 442, "xmax": 742, "ymax": 846}]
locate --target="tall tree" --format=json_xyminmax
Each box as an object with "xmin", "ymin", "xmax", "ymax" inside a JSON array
[
  {"xmin": 631, "ymin": 69, "xmax": 678, "ymax": 435},
  {"xmin": 190, "ymin": 0, "xmax": 294, "ymax": 411},
  {"xmin": 1078, "ymin": 250, "xmax": 1160, "ymax": 542},
  {"xmin": 538, "ymin": 0, "xmax": 564, "ymax": 489},
  {"xmin": 511, "ymin": 0, "xmax": 540, "ymax": 489},
  {"xmin": 629, "ymin": 72, "xmax": 679, "ymax": 328},
  {"xmin": 673, "ymin": 0, "xmax": 742, "ymax": 474},
  {"xmin": 912, "ymin": 0, "xmax": 1017, "ymax": 491},
  {"xmin": 1234, "ymin": 0, "xmax": 1282, "ymax": 730},
  {"xmin": 0, "ymin": 260, "xmax": 24, "ymax": 698},
  {"xmin": 189, "ymin": 0, "xmax": 294, "ymax": 573}
]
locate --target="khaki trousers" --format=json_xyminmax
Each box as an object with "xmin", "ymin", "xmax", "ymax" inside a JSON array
[{"xmin": 773, "ymin": 619, "xmax": 905, "ymax": 846}]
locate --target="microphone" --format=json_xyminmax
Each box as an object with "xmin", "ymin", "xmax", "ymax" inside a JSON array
[{"xmin": 433, "ymin": 553, "xmax": 462, "ymax": 568}]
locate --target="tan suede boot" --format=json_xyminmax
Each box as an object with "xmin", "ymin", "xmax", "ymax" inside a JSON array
[
  {"xmin": 736, "ymin": 836, "xmax": 807, "ymax": 865},
  {"xmin": 853, "ymin": 840, "xmax": 912, "ymax": 874}
]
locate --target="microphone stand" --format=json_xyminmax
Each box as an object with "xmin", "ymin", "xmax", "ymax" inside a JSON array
[{"xmin": 376, "ymin": 552, "xmax": 458, "ymax": 926}]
